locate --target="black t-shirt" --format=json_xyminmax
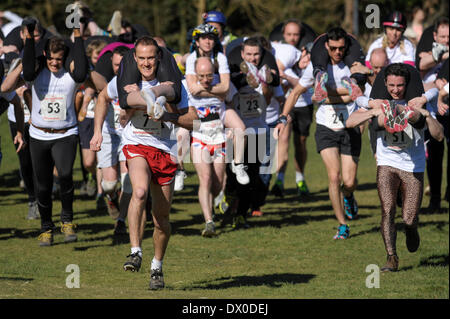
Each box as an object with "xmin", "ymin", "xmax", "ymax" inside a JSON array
[{"xmin": 415, "ymin": 26, "xmax": 434, "ymax": 70}]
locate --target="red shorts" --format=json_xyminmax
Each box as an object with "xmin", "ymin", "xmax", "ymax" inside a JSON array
[
  {"xmin": 122, "ymin": 144, "xmax": 177, "ymax": 186},
  {"xmin": 191, "ymin": 137, "xmax": 226, "ymax": 158}
]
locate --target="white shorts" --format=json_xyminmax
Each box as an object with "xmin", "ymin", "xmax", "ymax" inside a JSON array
[{"xmin": 97, "ymin": 132, "xmax": 122, "ymax": 168}]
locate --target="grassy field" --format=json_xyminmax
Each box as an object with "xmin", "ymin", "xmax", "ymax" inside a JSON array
[{"xmin": 0, "ymin": 111, "xmax": 448, "ymax": 300}]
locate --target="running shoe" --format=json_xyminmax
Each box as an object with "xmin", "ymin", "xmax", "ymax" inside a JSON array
[
  {"xmin": 341, "ymin": 76, "xmax": 363, "ymax": 101},
  {"xmin": 27, "ymin": 201, "xmax": 40, "ymax": 220},
  {"xmin": 123, "ymin": 252, "xmax": 142, "ymax": 272},
  {"xmin": 271, "ymin": 180, "xmax": 284, "ymax": 198},
  {"xmin": 313, "ymin": 71, "xmax": 328, "ymax": 103},
  {"xmin": 96, "ymin": 193, "xmax": 107, "ymax": 211},
  {"xmin": 140, "ymin": 87, "xmax": 156, "ymax": 117},
  {"xmin": 38, "ymin": 230, "xmax": 53, "ymax": 247},
  {"xmin": 61, "ymin": 222, "xmax": 77, "ymax": 243},
  {"xmin": 333, "ymin": 224, "xmax": 350, "ymax": 240},
  {"xmin": 108, "ymin": 10, "xmax": 122, "ymax": 35},
  {"xmin": 393, "ymin": 105, "xmax": 414, "ymax": 132},
  {"xmin": 381, "ymin": 254, "xmax": 399, "ymax": 272},
  {"xmin": 343, "ymin": 194, "xmax": 358, "ymax": 220},
  {"xmin": 201, "ymin": 221, "xmax": 217, "ymax": 237},
  {"xmin": 297, "ymin": 180, "xmax": 310, "ymax": 197},
  {"xmin": 149, "ymin": 268, "xmax": 165, "ymax": 290},
  {"xmin": 79, "ymin": 180, "xmax": 88, "ymax": 196},
  {"xmin": 405, "ymin": 226, "xmax": 420, "ymax": 253},
  {"xmin": 114, "ymin": 220, "xmax": 127, "ymax": 235},
  {"xmin": 251, "ymin": 210, "xmax": 263, "ymax": 217},
  {"xmin": 86, "ymin": 173, "xmax": 97, "ymax": 197},
  {"xmin": 174, "ymin": 169, "xmax": 187, "ymax": 192},
  {"xmin": 232, "ymin": 215, "xmax": 250, "ymax": 229},
  {"xmin": 105, "ymin": 193, "xmax": 120, "ymax": 220},
  {"xmin": 214, "ymin": 190, "xmax": 224, "ymax": 208},
  {"xmin": 218, "ymin": 195, "xmax": 229, "ymax": 215},
  {"xmin": 231, "ymin": 161, "xmax": 250, "ymax": 185}
]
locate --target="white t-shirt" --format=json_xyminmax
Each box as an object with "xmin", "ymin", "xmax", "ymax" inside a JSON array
[
  {"xmin": 376, "ymin": 99, "xmax": 426, "ymax": 172},
  {"xmin": 186, "ymin": 79, "xmax": 237, "ymax": 144},
  {"xmin": 271, "ymin": 42, "xmax": 302, "ymax": 70},
  {"xmin": 4, "ymin": 90, "xmax": 31, "ymax": 123},
  {"xmin": 120, "ymin": 79, "xmax": 188, "ymax": 157},
  {"xmin": 265, "ymin": 85, "xmax": 285, "ymax": 124},
  {"xmin": 365, "ymin": 36, "xmax": 416, "ymax": 66},
  {"xmin": 284, "ymin": 67, "xmax": 313, "ymax": 108},
  {"xmin": 29, "ymin": 68, "xmax": 79, "ymax": 140},
  {"xmin": 105, "ymin": 75, "xmax": 124, "ymax": 136},
  {"xmin": 185, "ymin": 51, "xmax": 230, "ymax": 86},
  {"xmin": 299, "ymin": 61, "xmax": 357, "ymax": 130}
]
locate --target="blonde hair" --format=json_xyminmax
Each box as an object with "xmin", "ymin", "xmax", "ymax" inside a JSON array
[
  {"xmin": 381, "ymin": 34, "xmax": 406, "ymax": 55},
  {"xmin": 86, "ymin": 40, "xmax": 108, "ymax": 58}
]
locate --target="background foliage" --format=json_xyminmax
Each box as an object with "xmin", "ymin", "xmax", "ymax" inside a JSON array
[{"xmin": 1, "ymin": 0, "xmax": 448, "ymax": 53}]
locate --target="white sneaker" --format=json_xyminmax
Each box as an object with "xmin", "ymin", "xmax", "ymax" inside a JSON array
[
  {"xmin": 231, "ymin": 161, "xmax": 250, "ymax": 185},
  {"xmin": 140, "ymin": 88, "xmax": 156, "ymax": 117},
  {"xmin": 214, "ymin": 190, "xmax": 224, "ymax": 208},
  {"xmin": 174, "ymin": 170, "xmax": 187, "ymax": 192}
]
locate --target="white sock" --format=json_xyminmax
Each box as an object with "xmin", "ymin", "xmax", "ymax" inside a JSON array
[
  {"xmin": 296, "ymin": 171, "xmax": 305, "ymax": 183},
  {"xmin": 131, "ymin": 247, "xmax": 142, "ymax": 257},
  {"xmin": 277, "ymin": 172, "xmax": 285, "ymax": 184},
  {"xmin": 151, "ymin": 257, "xmax": 163, "ymax": 270}
]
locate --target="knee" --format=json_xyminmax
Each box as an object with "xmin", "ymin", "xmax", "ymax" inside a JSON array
[
  {"xmin": 328, "ymin": 174, "xmax": 341, "ymax": 187},
  {"xmin": 342, "ymin": 178, "xmax": 357, "ymax": 191},
  {"xmin": 132, "ymin": 187, "xmax": 148, "ymax": 202}
]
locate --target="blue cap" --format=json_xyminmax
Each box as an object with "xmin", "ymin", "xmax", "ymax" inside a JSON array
[{"xmin": 204, "ymin": 11, "xmax": 226, "ymax": 26}]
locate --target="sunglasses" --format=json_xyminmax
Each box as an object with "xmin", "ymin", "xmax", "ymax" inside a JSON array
[{"xmin": 328, "ymin": 45, "xmax": 346, "ymax": 52}]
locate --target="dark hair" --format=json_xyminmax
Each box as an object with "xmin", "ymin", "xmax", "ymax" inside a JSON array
[
  {"xmin": 45, "ymin": 36, "xmax": 67, "ymax": 54},
  {"xmin": 251, "ymin": 34, "xmax": 271, "ymax": 51},
  {"xmin": 134, "ymin": 36, "xmax": 161, "ymax": 55},
  {"xmin": 384, "ymin": 63, "xmax": 410, "ymax": 84},
  {"xmin": 326, "ymin": 27, "xmax": 348, "ymax": 42},
  {"xmin": 282, "ymin": 18, "xmax": 302, "ymax": 33},
  {"xmin": 434, "ymin": 16, "xmax": 449, "ymax": 33},
  {"xmin": 112, "ymin": 46, "xmax": 130, "ymax": 57},
  {"xmin": 242, "ymin": 37, "xmax": 263, "ymax": 52}
]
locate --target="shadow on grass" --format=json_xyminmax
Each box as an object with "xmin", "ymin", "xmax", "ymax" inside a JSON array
[
  {"xmin": 180, "ymin": 273, "xmax": 316, "ymax": 290},
  {"xmin": 419, "ymin": 254, "xmax": 449, "ymax": 268},
  {"xmin": 350, "ymin": 220, "xmax": 449, "ymax": 238},
  {"xmin": 0, "ymin": 277, "xmax": 34, "ymax": 281}
]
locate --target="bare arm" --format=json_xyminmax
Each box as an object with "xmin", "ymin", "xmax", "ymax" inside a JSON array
[
  {"xmin": 90, "ymin": 71, "xmax": 108, "ymax": 92},
  {"xmin": 90, "ymin": 88, "xmax": 112, "ymax": 151},
  {"xmin": 346, "ymin": 108, "xmax": 382, "ymax": 128},
  {"xmin": 11, "ymin": 94, "xmax": 25, "ymax": 152},
  {"xmin": 160, "ymin": 106, "xmax": 198, "ymax": 131},
  {"xmin": 1, "ymin": 62, "xmax": 24, "ymax": 93}
]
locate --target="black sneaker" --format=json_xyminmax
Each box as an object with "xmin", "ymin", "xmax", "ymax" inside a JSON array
[
  {"xmin": 149, "ymin": 268, "xmax": 165, "ymax": 290},
  {"xmin": 114, "ymin": 220, "xmax": 127, "ymax": 235},
  {"xmin": 271, "ymin": 180, "xmax": 284, "ymax": 198},
  {"xmin": 405, "ymin": 226, "xmax": 420, "ymax": 253},
  {"xmin": 123, "ymin": 252, "xmax": 142, "ymax": 272}
]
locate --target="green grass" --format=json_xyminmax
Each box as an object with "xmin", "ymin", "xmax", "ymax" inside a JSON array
[{"xmin": 0, "ymin": 111, "xmax": 448, "ymax": 299}]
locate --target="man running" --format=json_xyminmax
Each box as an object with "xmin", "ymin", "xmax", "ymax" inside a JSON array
[{"xmin": 275, "ymin": 27, "xmax": 361, "ymax": 239}]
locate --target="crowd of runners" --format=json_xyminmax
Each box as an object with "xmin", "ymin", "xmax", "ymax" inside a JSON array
[{"xmin": 0, "ymin": 2, "xmax": 448, "ymax": 289}]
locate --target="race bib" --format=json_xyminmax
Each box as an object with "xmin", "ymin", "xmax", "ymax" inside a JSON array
[
  {"xmin": 239, "ymin": 93, "xmax": 265, "ymax": 118},
  {"xmin": 40, "ymin": 94, "xmax": 67, "ymax": 121},
  {"xmin": 130, "ymin": 111, "xmax": 162, "ymax": 136},
  {"xmin": 107, "ymin": 100, "xmax": 122, "ymax": 131},
  {"xmin": 324, "ymin": 104, "xmax": 349, "ymax": 130},
  {"xmin": 383, "ymin": 124, "xmax": 414, "ymax": 151}
]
